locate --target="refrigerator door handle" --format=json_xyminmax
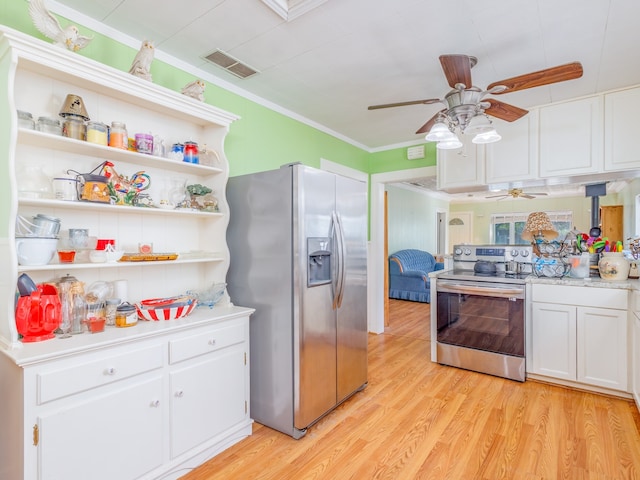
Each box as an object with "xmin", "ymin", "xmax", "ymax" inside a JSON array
[{"xmin": 334, "ymin": 211, "xmax": 347, "ymax": 308}]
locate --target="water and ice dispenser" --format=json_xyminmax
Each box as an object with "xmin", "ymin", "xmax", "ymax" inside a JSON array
[{"xmin": 307, "ymin": 237, "xmax": 331, "ymax": 286}]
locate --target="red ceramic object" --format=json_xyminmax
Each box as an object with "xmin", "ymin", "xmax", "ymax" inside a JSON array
[{"xmin": 15, "ymin": 284, "xmax": 61, "ymax": 342}]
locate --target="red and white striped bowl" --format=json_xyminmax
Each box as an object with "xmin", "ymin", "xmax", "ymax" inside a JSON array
[{"xmin": 136, "ymin": 301, "xmax": 197, "ymax": 321}]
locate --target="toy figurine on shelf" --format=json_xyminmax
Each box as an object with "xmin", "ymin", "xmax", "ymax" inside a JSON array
[
  {"xmin": 29, "ymin": 0, "xmax": 93, "ymax": 52},
  {"xmin": 186, "ymin": 183, "xmax": 218, "ymax": 212},
  {"xmin": 100, "ymin": 161, "xmax": 151, "ymax": 205},
  {"xmin": 128, "ymin": 40, "xmax": 155, "ymax": 81},
  {"xmin": 181, "ymin": 79, "xmax": 206, "ymax": 102}
]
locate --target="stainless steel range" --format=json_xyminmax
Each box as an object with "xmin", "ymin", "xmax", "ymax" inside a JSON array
[{"xmin": 431, "ymin": 245, "xmax": 533, "ymax": 382}]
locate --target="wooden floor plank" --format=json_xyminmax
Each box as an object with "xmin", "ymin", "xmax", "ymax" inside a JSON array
[{"xmin": 181, "ymin": 299, "xmax": 640, "ymax": 480}]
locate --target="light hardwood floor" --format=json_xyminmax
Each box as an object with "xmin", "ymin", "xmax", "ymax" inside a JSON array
[{"xmin": 181, "ymin": 299, "xmax": 640, "ymax": 479}]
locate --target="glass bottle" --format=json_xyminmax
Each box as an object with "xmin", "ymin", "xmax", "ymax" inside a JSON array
[{"xmin": 109, "ymin": 121, "xmax": 128, "ymax": 149}]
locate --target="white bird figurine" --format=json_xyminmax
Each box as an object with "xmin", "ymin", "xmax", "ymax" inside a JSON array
[
  {"xmin": 128, "ymin": 40, "xmax": 155, "ymax": 81},
  {"xmin": 181, "ymin": 79, "xmax": 206, "ymax": 102},
  {"xmin": 29, "ymin": 0, "xmax": 92, "ymax": 51}
]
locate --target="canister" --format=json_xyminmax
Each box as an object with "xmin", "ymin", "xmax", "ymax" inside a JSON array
[
  {"xmin": 105, "ymin": 298, "xmax": 120, "ymax": 326},
  {"xmin": 86, "ymin": 121, "xmax": 108, "ymax": 145},
  {"xmin": 115, "ymin": 302, "xmax": 137, "ymax": 327},
  {"xmin": 36, "ymin": 117, "xmax": 62, "ymax": 135}
]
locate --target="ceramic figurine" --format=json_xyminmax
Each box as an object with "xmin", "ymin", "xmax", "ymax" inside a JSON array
[
  {"xmin": 29, "ymin": 0, "xmax": 92, "ymax": 52},
  {"xmin": 128, "ymin": 40, "xmax": 155, "ymax": 81},
  {"xmin": 181, "ymin": 79, "xmax": 206, "ymax": 102}
]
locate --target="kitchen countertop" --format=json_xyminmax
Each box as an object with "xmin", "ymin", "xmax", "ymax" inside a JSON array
[{"xmin": 527, "ymin": 275, "xmax": 640, "ymax": 290}]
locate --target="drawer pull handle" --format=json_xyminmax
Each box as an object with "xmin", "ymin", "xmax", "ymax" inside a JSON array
[
  {"xmin": 175, "ymin": 390, "xmax": 184, "ymax": 398},
  {"xmin": 150, "ymin": 400, "xmax": 160, "ymax": 408},
  {"xmin": 104, "ymin": 367, "xmax": 117, "ymax": 376},
  {"xmin": 208, "ymin": 339, "xmax": 217, "ymax": 346}
]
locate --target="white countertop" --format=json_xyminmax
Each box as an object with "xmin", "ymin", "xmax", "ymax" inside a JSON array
[{"xmin": 527, "ymin": 275, "xmax": 640, "ymax": 290}]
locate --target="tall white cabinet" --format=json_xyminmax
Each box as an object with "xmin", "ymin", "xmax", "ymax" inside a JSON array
[{"xmin": 0, "ymin": 27, "xmax": 253, "ymax": 480}]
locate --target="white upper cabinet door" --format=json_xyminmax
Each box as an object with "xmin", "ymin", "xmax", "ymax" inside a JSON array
[
  {"xmin": 436, "ymin": 134, "xmax": 485, "ymax": 193},
  {"xmin": 538, "ymin": 96, "xmax": 603, "ymax": 177},
  {"xmin": 604, "ymin": 86, "xmax": 640, "ymax": 172},
  {"xmin": 485, "ymin": 110, "xmax": 539, "ymax": 185}
]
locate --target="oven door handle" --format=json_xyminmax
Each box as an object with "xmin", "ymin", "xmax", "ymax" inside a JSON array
[{"xmin": 438, "ymin": 284, "xmax": 524, "ymax": 298}]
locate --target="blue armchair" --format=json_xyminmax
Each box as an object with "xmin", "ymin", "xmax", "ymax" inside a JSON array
[{"xmin": 388, "ymin": 249, "xmax": 444, "ymax": 303}]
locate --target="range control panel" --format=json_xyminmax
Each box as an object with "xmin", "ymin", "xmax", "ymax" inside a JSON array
[{"xmin": 453, "ymin": 245, "xmax": 533, "ymax": 263}]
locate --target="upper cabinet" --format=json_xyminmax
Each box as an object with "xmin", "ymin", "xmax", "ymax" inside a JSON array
[
  {"xmin": 604, "ymin": 86, "xmax": 640, "ymax": 172},
  {"xmin": 485, "ymin": 110, "xmax": 539, "ymax": 185},
  {"xmin": 437, "ymin": 134, "xmax": 485, "ymax": 192},
  {"xmin": 538, "ymin": 96, "xmax": 603, "ymax": 178}
]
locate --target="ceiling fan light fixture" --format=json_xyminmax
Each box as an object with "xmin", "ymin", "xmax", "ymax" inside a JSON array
[
  {"xmin": 425, "ymin": 120, "xmax": 456, "ymax": 142},
  {"xmin": 472, "ymin": 129, "xmax": 502, "ymax": 144},
  {"xmin": 465, "ymin": 114, "xmax": 494, "ymax": 135},
  {"xmin": 436, "ymin": 137, "xmax": 463, "ymax": 150}
]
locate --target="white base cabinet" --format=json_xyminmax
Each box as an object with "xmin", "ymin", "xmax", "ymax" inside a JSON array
[
  {"xmin": 0, "ymin": 309, "xmax": 252, "ymax": 480},
  {"xmin": 529, "ymin": 284, "xmax": 628, "ymax": 393}
]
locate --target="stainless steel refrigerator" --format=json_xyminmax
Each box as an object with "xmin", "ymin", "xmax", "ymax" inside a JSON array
[{"xmin": 226, "ymin": 164, "xmax": 368, "ymax": 439}]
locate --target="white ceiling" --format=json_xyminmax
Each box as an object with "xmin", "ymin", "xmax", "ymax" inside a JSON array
[
  {"xmin": 47, "ymin": 0, "xmax": 640, "ymax": 151},
  {"xmin": 45, "ymin": 0, "xmax": 640, "ymax": 201}
]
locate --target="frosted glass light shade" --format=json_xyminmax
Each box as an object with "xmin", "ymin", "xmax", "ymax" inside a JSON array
[
  {"xmin": 436, "ymin": 137, "xmax": 463, "ymax": 150},
  {"xmin": 472, "ymin": 129, "xmax": 502, "ymax": 144},
  {"xmin": 425, "ymin": 121, "xmax": 456, "ymax": 142},
  {"xmin": 465, "ymin": 115, "xmax": 494, "ymax": 135}
]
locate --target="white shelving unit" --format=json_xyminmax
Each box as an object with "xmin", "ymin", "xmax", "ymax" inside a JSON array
[{"xmin": 0, "ymin": 26, "xmax": 253, "ymax": 480}]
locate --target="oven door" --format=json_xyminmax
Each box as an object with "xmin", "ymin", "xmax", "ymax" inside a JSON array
[{"xmin": 436, "ymin": 279, "xmax": 525, "ymax": 357}]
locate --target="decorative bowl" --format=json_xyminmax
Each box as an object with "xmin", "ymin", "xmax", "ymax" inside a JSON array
[
  {"xmin": 187, "ymin": 283, "xmax": 226, "ymax": 308},
  {"xmin": 136, "ymin": 300, "xmax": 197, "ymax": 321}
]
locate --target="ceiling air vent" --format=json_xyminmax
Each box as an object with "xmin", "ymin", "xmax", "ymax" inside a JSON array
[{"xmin": 203, "ymin": 49, "xmax": 259, "ymax": 79}]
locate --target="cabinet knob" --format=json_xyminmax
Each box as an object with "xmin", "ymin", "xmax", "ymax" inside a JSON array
[
  {"xmin": 208, "ymin": 339, "xmax": 217, "ymax": 346},
  {"xmin": 104, "ymin": 367, "xmax": 117, "ymax": 375},
  {"xmin": 175, "ymin": 390, "xmax": 184, "ymax": 398},
  {"xmin": 150, "ymin": 400, "xmax": 161, "ymax": 408}
]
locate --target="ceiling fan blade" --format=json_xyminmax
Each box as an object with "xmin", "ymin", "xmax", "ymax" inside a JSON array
[
  {"xmin": 484, "ymin": 99, "xmax": 529, "ymax": 122},
  {"xmin": 368, "ymin": 98, "xmax": 441, "ymax": 110},
  {"xmin": 486, "ymin": 61, "xmax": 583, "ymax": 94},
  {"xmin": 486, "ymin": 194, "xmax": 508, "ymax": 199},
  {"xmin": 415, "ymin": 110, "xmax": 446, "ymax": 134},
  {"xmin": 439, "ymin": 54, "xmax": 476, "ymax": 89},
  {"xmin": 521, "ymin": 194, "xmax": 536, "ymax": 199},
  {"xmin": 525, "ymin": 192, "xmax": 548, "ymax": 196}
]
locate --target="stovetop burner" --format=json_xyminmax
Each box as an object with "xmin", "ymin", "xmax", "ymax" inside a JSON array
[{"xmin": 438, "ymin": 269, "xmax": 531, "ymax": 284}]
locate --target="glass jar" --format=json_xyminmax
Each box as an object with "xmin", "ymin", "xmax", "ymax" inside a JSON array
[
  {"xmin": 115, "ymin": 302, "xmax": 138, "ymax": 328},
  {"xmin": 183, "ymin": 141, "xmax": 199, "ymax": 164},
  {"xmin": 17, "ymin": 110, "xmax": 35, "ymax": 129},
  {"xmin": 36, "ymin": 116, "xmax": 62, "ymax": 135},
  {"xmin": 105, "ymin": 298, "xmax": 120, "ymax": 326},
  {"xmin": 86, "ymin": 121, "xmax": 108, "ymax": 145},
  {"xmin": 62, "ymin": 116, "xmax": 86, "ymax": 140},
  {"xmin": 135, "ymin": 133, "xmax": 154, "ymax": 154},
  {"xmin": 168, "ymin": 143, "xmax": 184, "ymax": 161},
  {"xmin": 109, "ymin": 121, "xmax": 128, "ymax": 149}
]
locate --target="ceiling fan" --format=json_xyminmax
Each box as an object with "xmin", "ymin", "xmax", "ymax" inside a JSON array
[
  {"xmin": 367, "ymin": 55, "xmax": 583, "ymax": 137},
  {"xmin": 486, "ymin": 188, "xmax": 549, "ymax": 200}
]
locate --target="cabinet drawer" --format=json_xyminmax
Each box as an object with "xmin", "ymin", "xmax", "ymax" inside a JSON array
[
  {"xmin": 531, "ymin": 284, "xmax": 627, "ymax": 309},
  {"xmin": 169, "ymin": 322, "xmax": 245, "ymax": 364},
  {"xmin": 37, "ymin": 344, "xmax": 164, "ymax": 404}
]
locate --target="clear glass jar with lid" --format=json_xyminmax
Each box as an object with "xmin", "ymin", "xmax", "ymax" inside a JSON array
[
  {"xmin": 36, "ymin": 116, "xmax": 62, "ymax": 135},
  {"xmin": 109, "ymin": 121, "xmax": 128, "ymax": 149},
  {"xmin": 17, "ymin": 110, "xmax": 35, "ymax": 129},
  {"xmin": 86, "ymin": 121, "xmax": 108, "ymax": 145}
]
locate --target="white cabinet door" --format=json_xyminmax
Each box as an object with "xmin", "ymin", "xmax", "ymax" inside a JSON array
[
  {"xmin": 577, "ymin": 306, "xmax": 628, "ymax": 391},
  {"xmin": 38, "ymin": 377, "xmax": 163, "ymax": 480},
  {"xmin": 485, "ymin": 111, "xmax": 538, "ymax": 184},
  {"xmin": 633, "ymin": 312, "xmax": 640, "ymax": 408},
  {"xmin": 538, "ymin": 96, "xmax": 603, "ymax": 177},
  {"xmin": 170, "ymin": 347, "xmax": 247, "ymax": 458},
  {"xmin": 604, "ymin": 86, "xmax": 640, "ymax": 172},
  {"xmin": 531, "ymin": 302, "xmax": 576, "ymax": 381},
  {"xmin": 436, "ymin": 134, "xmax": 485, "ymax": 192}
]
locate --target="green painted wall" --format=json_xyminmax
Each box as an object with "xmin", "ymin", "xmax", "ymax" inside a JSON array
[{"xmin": 0, "ymin": 2, "xmax": 428, "ymax": 178}]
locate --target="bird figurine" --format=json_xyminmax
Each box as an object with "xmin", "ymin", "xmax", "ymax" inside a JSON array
[
  {"xmin": 29, "ymin": 0, "xmax": 92, "ymax": 52},
  {"xmin": 181, "ymin": 79, "xmax": 206, "ymax": 102},
  {"xmin": 128, "ymin": 40, "xmax": 155, "ymax": 81}
]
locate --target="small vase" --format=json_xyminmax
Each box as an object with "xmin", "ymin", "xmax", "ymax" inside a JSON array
[{"xmin": 598, "ymin": 252, "xmax": 630, "ymax": 281}]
